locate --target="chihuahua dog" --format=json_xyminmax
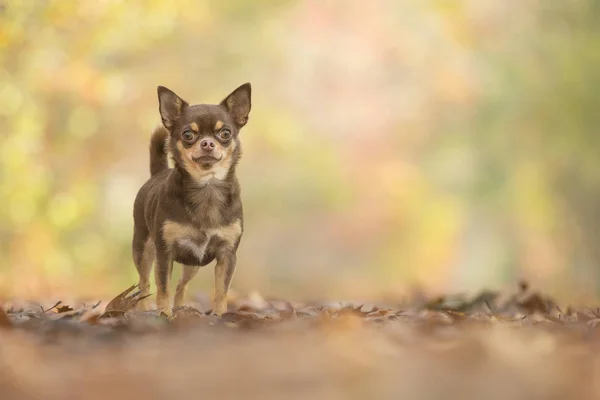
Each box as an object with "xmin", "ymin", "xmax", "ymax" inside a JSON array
[{"xmin": 132, "ymin": 83, "xmax": 251, "ymax": 316}]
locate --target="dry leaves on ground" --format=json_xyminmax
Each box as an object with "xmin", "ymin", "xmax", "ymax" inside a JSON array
[{"xmin": 1, "ymin": 283, "xmax": 600, "ymax": 400}]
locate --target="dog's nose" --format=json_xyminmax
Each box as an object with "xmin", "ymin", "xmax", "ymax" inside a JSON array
[{"xmin": 200, "ymin": 139, "xmax": 216, "ymax": 151}]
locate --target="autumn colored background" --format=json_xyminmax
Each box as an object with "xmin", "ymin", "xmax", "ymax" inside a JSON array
[{"xmin": 1, "ymin": 0, "xmax": 599, "ymax": 304}]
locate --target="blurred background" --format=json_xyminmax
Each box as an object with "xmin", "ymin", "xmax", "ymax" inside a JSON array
[{"xmin": 1, "ymin": 0, "xmax": 599, "ymax": 303}]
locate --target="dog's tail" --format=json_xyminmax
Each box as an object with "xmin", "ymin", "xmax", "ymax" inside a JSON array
[{"xmin": 149, "ymin": 126, "xmax": 169, "ymax": 176}]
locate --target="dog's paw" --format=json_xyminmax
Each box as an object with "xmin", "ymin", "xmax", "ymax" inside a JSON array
[{"xmin": 159, "ymin": 308, "xmax": 174, "ymax": 320}]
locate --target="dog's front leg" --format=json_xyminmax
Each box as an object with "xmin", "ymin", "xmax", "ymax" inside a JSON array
[
  {"xmin": 154, "ymin": 246, "xmax": 174, "ymax": 317},
  {"xmin": 212, "ymin": 250, "xmax": 236, "ymax": 316}
]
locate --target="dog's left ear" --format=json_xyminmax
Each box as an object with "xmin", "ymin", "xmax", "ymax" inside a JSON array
[{"xmin": 220, "ymin": 83, "xmax": 251, "ymax": 128}]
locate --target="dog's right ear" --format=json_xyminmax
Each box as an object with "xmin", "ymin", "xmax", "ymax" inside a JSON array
[{"xmin": 157, "ymin": 86, "xmax": 188, "ymax": 129}]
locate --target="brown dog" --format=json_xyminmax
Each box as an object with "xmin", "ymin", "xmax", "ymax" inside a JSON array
[{"xmin": 132, "ymin": 83, "xmax": 251, "ymax": 316}]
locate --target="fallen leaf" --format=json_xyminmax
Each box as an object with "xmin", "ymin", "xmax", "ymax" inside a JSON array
[
  {"xmin": 100, "ymin": 284, "xmax": 151, "ymax": 318},
  {"xmin": 0, "ymin": 305, "xmax": 11, "ymax": 328},
  {"xmin": 337, "ymin": 304, "xmax": 372, "ymax": 318},
  {"xmin": 55, "ymin": 305, "xmax": 74, "ymax": 313},
  {"xmin": 517, "ymin": 292, "xmax": 548, "ymax": 314},
  {"xmin": 42, "ymin": 301, "xmax": 63, "ymax": 313},
  {"xmin": 276, "ymin": 302, "xmax": 297, "ymax": 319}
]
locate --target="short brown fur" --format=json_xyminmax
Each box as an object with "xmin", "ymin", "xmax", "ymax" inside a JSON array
[{"xmin": 132, "ymin": 83, "xmax": 252, "ymax": 316}]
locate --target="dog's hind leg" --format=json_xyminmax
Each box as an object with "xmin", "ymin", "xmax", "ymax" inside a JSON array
[
  {"xmin": 174, "ymin": 265, "xmax": 200, "ymax": 309},
  {"xmin": 132, "ymin": 228, "xmax": 155, "ymax": 311},
  {"xmin": 154, "ymin": 245, "xmax": 174, "ymax": 317}
]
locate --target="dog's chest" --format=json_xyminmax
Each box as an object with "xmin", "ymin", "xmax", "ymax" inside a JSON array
[
  {"xmin": 186, "ymin": 185, "xmax": 229, "ymax": 226},
  {"xmin": 174, "ymin": 236, "xmax": 211, "ymax": 266},
  {"xmin": 162, "ymin": 220, "xmax": 242, "ymax": 266}
]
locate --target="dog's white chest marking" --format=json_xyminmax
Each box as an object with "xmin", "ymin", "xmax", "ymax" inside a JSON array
[
  {"xmin": 162, "ymin": 220, "xmax": 243, "ymax": 262},
  {"xmin": 177, "ymin": 237, "xmax": 209, "ymax": 261}
]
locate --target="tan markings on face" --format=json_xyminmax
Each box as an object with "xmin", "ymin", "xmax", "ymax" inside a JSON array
[
  {"xmin": 176, "ymin": 139, "xmax": 237, "ymax": 185},
  {"xmin": 189, "ymin": 122, "xmax": 199, "ymax": 132},
  {"xmin": 209, "ymin": 140, "xmax": 235, "ymax": 181},
  {"xmin": 214, "ymin": 120, "xmax": 224, "ymax": 130},
  {"xmin": 176, "ymin": 141, "xmax": 216, "ymax": 184}
]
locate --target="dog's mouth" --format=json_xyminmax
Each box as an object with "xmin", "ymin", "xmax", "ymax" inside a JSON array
[{"xmin": 192, "ymin": 155, "xmax": 222, "ymax": 165}]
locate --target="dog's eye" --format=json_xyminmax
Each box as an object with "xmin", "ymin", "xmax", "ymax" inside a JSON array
[
  {"xmin": 182, "ymin": 131, "xmax": 195, "ymax": 141},
  {"xmin": 219, "ymin": 129, "xmax": 232, "ymax": 141}
]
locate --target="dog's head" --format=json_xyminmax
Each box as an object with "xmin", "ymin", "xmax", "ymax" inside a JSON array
[{"xmin": 157, "ymin": 83, "xmax": 251, "ymax": 184}]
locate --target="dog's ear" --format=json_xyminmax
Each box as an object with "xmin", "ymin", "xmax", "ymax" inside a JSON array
[
  {"xmin": 157, "ymin": 86, "xmax": 188, "ymax": 129},
  {"xmin": 220, "ymin": 83, "xmax": 251, "ymax": 128}
]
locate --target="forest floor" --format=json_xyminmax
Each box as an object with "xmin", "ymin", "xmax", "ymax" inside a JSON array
[{"xmin": 1, "ymin": 283, "xmax": 599, "ymax": 400}]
